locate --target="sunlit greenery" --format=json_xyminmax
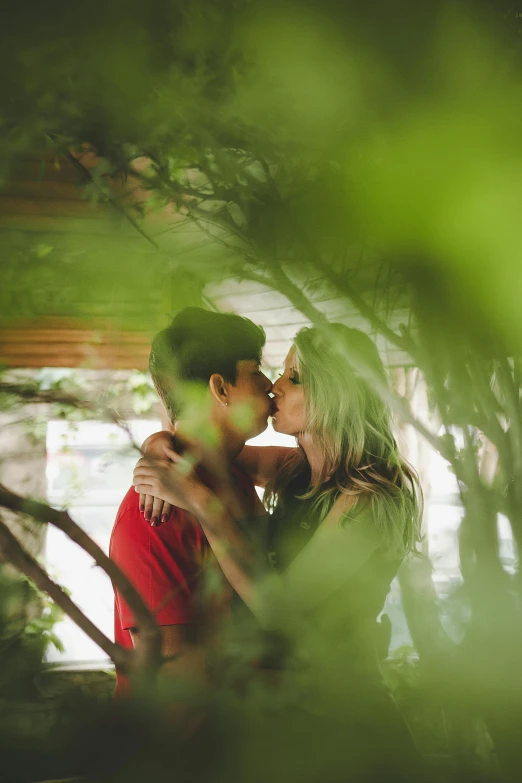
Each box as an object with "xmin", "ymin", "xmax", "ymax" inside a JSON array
[{"xmin": 2, "ymin": 1, "xmax": 522, "ymax": 781}]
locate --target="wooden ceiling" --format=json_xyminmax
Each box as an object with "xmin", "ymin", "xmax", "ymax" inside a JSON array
[
  {"xmin": 208, "ymin": 277, "xmax": 410, "ymax": 371},
  {"xmin": 0, "ymin": 151, "xmax": 409, "ymax": 372}
]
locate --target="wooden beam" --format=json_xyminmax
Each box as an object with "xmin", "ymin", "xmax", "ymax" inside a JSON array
[
  {"xmin": 0, "ymin": 196, "xmax": 107, "ymax": 218},
  {"xmin": 0, "ymin": 214, "xmax": 142, "ymax": 237},
  {"xmin": 0, "ymin": 318, "xmax": 152, "ymax": 370},
  {"xmin": 0, "ymin": 180, "xmax": 87, "ymax": 201}
]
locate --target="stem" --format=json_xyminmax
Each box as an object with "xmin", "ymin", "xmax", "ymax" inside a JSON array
[
  {"xmin": 353, "ymin": 361, "xmax": 450, "ymax": 458},
  {"xmin": 0, "ymin": 516, "xmax": 132, "ymax": 672},
  {"xmin": 263, "ymin": 260, "xmax": 330, "ymax": 326},
  {"xmin": 313, "ymin": 259, "xmax": 416, "ymax": 358},
  {"xmin": 0, "ymin": 484, "xmax": 161, "ymax": 673},
  {"xmin": 0, "ymin": 382, "xmax": 96, "ymax": 408},
  {"xmin": 66, "ymin": 150, "xmax": 160, "ymax": 250},
  {"xmin": 466, "ymin": 363, "xmax": 509, "ymax": 466},
  {"xmin": 497, "ymin": 357, "xmax": 522, "ymax": 547},
  {"xmin": 497, "ymin": 357, "xmax": 522, "ymax": 478},
  {"xmin": 0, "ymin": 381, "xmax": 142, "ymax": 453}
]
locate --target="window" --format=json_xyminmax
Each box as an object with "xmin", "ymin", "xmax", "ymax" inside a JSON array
[{"xmin": 45, "ymin": 419, "xmax": 161, "ymax": 665}]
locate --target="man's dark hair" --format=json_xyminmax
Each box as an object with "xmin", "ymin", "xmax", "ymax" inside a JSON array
[{"xmin": 149, "ymin": 307, "xmax": 266, "ymax": 421}]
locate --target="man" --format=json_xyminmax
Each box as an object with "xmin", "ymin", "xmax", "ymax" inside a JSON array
[{"xmin": 109, "ymin": 307, "xmax": 272, "ymax": 696}]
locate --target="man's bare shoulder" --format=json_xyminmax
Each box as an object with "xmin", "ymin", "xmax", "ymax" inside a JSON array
[{"xmin": 141, "ymin": 430, "xmax": 174, "ymax": 457}]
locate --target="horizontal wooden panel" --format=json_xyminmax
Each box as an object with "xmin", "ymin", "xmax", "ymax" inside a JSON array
[
  {"xmin": 0, "ymin": 341, "xmax": 148, "ymax": 358},
  {"xmin": 0, "ymin": 316, "xmax": 148, "ymax": 328},
  {"xmin": 0, "ymin": 180, "xmax": 87, "ymax": 201},
  {"xmin": 0, "ymin": 227, "xmax": 157, "ymax": 255},
  {"xmin": 0, "ymin": 328, "xmax": 151, "ymax": 345},
  {"xmin": 263, "ymin": 323, "xmax": 309, "ymax": 342},
  {"xmin": 0, "ymin": 214, "xmax": 142, "ymax": 237},
  {"xmin": 216, "ymin": 289, "xmax": 294, "ymax": 311},
  {"xmin": 0, "ymin": 316, "xmax": 153, "ymax": 370},
  {"xmin": 207, "ymin": 279, "xmax": 272, "ymax": 299},
  {"xmin": 0, "ymin": 348, "xmax": 150, "ymax": 370},
  {"xmin": 0, "ymin": 196, "xmax": 108, "ymax": 218},
  {"xmin": 5, "ymin": 157, "xmax": 82, "ymax": 184}
]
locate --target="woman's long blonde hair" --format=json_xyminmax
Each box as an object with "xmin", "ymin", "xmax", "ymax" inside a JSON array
[{"xmin": 265, "ymin": 324, "xmax": 422, "ymax": 558}]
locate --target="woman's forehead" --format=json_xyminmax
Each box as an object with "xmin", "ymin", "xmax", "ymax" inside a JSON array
[{"xmin": 284, "ymin": 346, "xmax": 297, "ymax": 367}]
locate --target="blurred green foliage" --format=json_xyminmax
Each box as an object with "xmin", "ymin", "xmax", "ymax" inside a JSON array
[
  {"xmin": 0, "ymin": 567, "xmax": 63, "ymax": 698},
  {"xmin": 2, "ymin": 1, "xmax": 522, "ymax": 781}
]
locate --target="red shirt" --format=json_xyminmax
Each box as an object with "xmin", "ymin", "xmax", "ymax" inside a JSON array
[{"xmin": 109, "ymin": 465, "xmax": 259, "ymax": 696}]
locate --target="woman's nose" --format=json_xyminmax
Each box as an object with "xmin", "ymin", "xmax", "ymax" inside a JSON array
[{"xmin": 271, "ymin": 377, "xmax": 282, "ymax": 396}]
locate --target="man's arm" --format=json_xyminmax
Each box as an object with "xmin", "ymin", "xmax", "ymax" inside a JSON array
[{"xmin": 142, "ymin": 434, "xmax": 296, "ymax": 489}]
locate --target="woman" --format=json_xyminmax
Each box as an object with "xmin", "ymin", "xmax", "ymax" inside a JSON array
[{"xmin": 134, "ymin": 323, "xmax": 423, "ymax": 776}]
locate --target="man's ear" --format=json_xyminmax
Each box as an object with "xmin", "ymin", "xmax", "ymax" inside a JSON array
[{"xmin": 209, "ymin": 373, "xmax": 230, "ymax": 407}]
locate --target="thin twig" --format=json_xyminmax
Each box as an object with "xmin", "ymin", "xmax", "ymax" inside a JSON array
[
  {"xmin": 66, "ymin": 151, "xmax": 160, "ymax": 250},
  {"xmin": 347, "ymin": 355, "xmax": 450, "ymax": 459},
  {"xmin": 0, "ymin": 381, "xmax": 142, "ymax": 454},
  {"xmin": 0, "ymin": 382, "xmax": 94, "ymax": 408},
  {"xmin": 312, "ymin": 259, "xmax": 416, "ymax": 358},
  {"xmin": 0, "ymin": 515, "xmax": 133, "ymax": 672},
  {"xmin": 262, "ymin": 260, "xmax": 330, "ymax": 326},
  {"xmin": 0, "ymin": 484, "xmax": 161, "ymax": 673}
]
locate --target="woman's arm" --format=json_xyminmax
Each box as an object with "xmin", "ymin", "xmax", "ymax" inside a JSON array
[
  {"xmin": 183, "ymin": 492, "xmax": 382, "ymax": 625},
  {"xmin": 138, "ymin": 433, "xmax": 295, "ymax": 523},
  {"xmin": 134, "ymin": 451, "xmax": 382, "ymax": 622},
  {"xmin": 133, "ymin": 448, "xmax": 262, "ymax": 613},
  {"xmin": 235, "ymin": 445, "xmax": 296, "ymax": 488},
  {"xmin": 139, "ymin": 432, "xmax": 176, "ymax": 524}
]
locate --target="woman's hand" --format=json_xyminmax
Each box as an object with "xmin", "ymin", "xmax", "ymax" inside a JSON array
[
  {"xmin": 138, "ymin": 431, "xmax": 176, "ymax": 526},
  {"xmin": 133, "ymin": 445, "xmax": 211, "ymax": 526},
  {"xmin": 139, "ymin": 493, "xmax": 174, "ymax": 528}
]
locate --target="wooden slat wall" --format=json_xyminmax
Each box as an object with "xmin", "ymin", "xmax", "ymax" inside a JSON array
[
  {"xmin": 0, "ymin": 319, "xmax": 152, "ymax": 370},
  {"xmin": 0, "ymin": 152, "xmax": 165, "ymax": 368},
  {"xmin": 207, "ymin": 278, "xmax": 413, "ymax": 370},
  {"xmin": 0, "ymin": 151, "xmax": 412, "ymax": 372}
]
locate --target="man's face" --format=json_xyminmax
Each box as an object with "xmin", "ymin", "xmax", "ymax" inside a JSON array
[{"xmin": 227, "ymin": 360, "xmax": 273, "ymax": 439}]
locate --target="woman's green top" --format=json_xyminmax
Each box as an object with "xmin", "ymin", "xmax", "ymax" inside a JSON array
[{"xmin": 267, "ymin": 489, "xmax": 403, "ymax": 680}]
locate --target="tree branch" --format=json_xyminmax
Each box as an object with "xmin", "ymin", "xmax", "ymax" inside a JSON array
[
  {"xmin": 0, "ymin": 515, "xmax": 133, "ymax": 672},
  {"xmin": 0, "ymin": 382, "xmax": 142, "ymax": 454},
  {"xmin": 0, "ymin": 382, "xmax": 95, "ymax": 408},
  {"xmin": 313, "ymin": 259, "xmax": 416, "ymax": 358},
  {"xmin": 262, "ymin": 261, "xmax": 330, "ymax": 326},
  {"xmin": 66, "ymin": 150, "xmax": 160, "ymax": 250},
  {"xmin": 0, "ymin": 484, "xmax": 161, "ymax": 673}
]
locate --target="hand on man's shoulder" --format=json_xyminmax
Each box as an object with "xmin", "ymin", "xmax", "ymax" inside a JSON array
[{"xmin": 141, "ymin": 430, "xmax": 175, "ymax": 457}]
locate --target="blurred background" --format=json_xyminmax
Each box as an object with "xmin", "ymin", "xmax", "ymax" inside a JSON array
[{"xmin": 1, "ymin": 0, "xmax": 522, "ymax": 781}]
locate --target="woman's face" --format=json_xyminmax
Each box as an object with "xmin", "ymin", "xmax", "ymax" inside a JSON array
[{"xmin": 271, "ymin": 347, "xmax": 307, "ymax": 436}]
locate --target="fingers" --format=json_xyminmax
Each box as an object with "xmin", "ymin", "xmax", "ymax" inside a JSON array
[
  {"xmin": 150, "ymin": 496, "xmax": 165, "ymax": 527},
  {"xmin": 163, "ymin": 446, "xmax": 197, "ymax": 477},
  {"xmin": 143, "ymin": 493, "xmax": 155, "ymax": 523},
  {"xmin": 163, "ymin": 445, "xmax": 182, "ymax": 462},
  {"xmin": 135, "ymin": 456, "xmax": 165, "ymax": 471},
  {"xmin": 133, "ymin": 461, "xmax": 164, "ymax": 485},
  {"xmin": 134, "ymin": 483, "xmax": 154, "ymax": 497},
  {"xmin": 161, "ymin": 502, "xmax": 174, "ymax": 525},
  {"xmin": 134, "ymin": 491, "xmax": 174, "ymax": 526}
]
